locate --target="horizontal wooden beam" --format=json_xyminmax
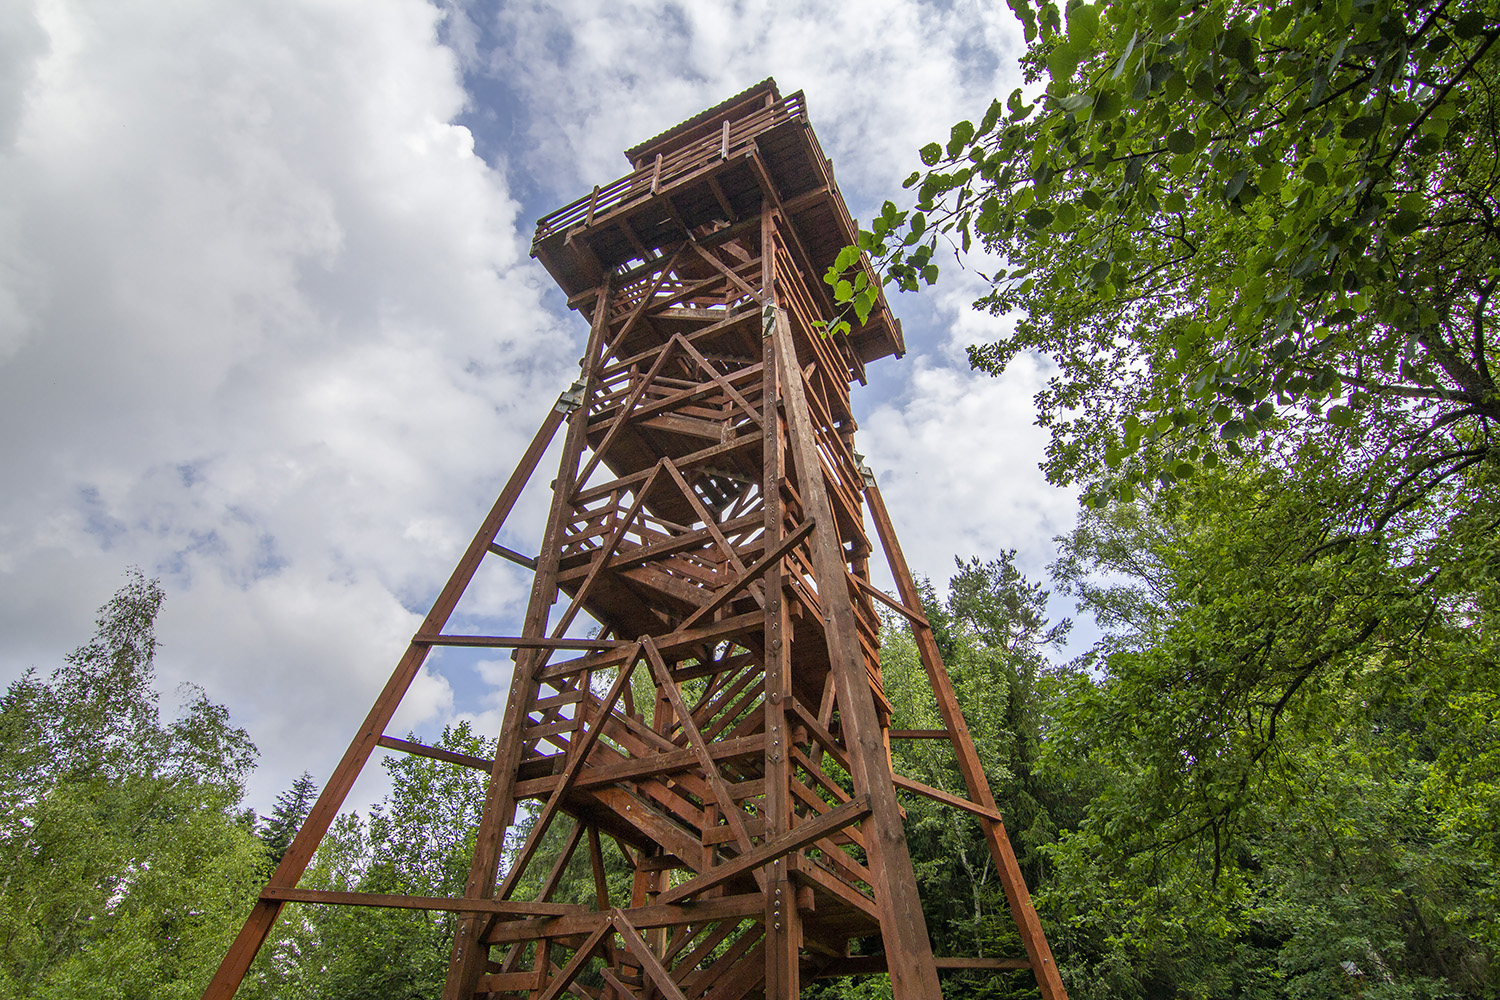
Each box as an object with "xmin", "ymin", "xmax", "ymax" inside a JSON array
[
  {"xmin": 377, "ymin": 735, "xmax": 492, "ymax": 771},
  {"xmin": 484, "ymin": 894, "xmax": 766, "ymax": 945},
  {"xmin": 514, "ymin": 734, "xmax": 765, "ymax": 799},
  {"xmin": 811, "ymin": 955, "xmax": 1031, "ymax": 977},
  {"xmin": 412, "ymin": 634, "xmax": 626, "ymax": 650},
  {"xmin": 892, "ymin": 772, "xmax": 1003, "ymax": 822},
  {"xmin": 487, "ymin": 542, "xmax": 537, "ymax": 570},
  {"xmin": 260, "ymin": 887, "xmax": 583, "ymax": 918}
]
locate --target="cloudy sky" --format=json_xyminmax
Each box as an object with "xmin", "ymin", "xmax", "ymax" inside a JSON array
[{"xmin": 0, "ymin": 0, "xmax": 1078, "ymax": 813}]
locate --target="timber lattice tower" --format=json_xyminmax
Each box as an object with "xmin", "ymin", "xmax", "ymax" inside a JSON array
[{"xmin": 205, "ymin": 79, "xmax": 1067, "ymax": 1000}]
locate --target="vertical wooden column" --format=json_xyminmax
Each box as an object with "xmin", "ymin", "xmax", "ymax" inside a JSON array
[
  {"xmin": 865, "ymin": 480, "xmax": 1069, "ymax": 1000},
  {"xmin": 759, "ymin": 211, "xmax": 800, "ymax": 999},
  {"xmin": 442, "ymin": 281, "xmax": 615, "ymax": 1000},
  {"xmin": 770, "ymin": 301, "xmax": 942, "ymax": 1000}
]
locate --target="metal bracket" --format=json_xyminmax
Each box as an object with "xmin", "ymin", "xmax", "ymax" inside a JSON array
[
  {"xmin": 761, "ymin": 303, "xmax": 776, "ymax": 339},
  {"xmin": 853, "ymin": 451, "xmax": 877, "ymax": 489},
  {"xmin": 554, "ymin": 380, "xmax": 586, "ymax": 414}
]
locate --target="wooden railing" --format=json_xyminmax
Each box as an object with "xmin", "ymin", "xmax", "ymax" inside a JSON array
[{"xmin": 533, "ymin": 92, "xmax": 807, "ymax": 247}]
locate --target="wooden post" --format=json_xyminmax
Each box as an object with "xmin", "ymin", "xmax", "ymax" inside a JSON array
[
  {"xmin": 442, "ymin": 280, "xmax": 615, "ymax": 1000},
  {"xmin": 865, "ymin": 479, "xmax": 1069, "ymax": 1000},
  {"xmin": 770, "ymin": 300, "xmax": 943, "ymax": 1000},
  {"xmin": 201, "ymin": 400, "xmax": 568, "ymax": 1000}
]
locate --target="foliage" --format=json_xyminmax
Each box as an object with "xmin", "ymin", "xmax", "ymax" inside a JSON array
[
  {"xmin": 259, "ymin": 771, "xmax": 318, "ymax": 874},
  {"xmin": 246, "ymin": 723, "xmax": 495, "ymax": 999},
  {"xmin": 1039, "ymin": 468, "xmax": 1500, "ymax": 999},
  {"xmin": 836, "ymin": 0, "xmax": 1500, "ymax": 522},
  {"xmin": 0, "ymin": 569, "xmax": 263, "ymax": 1000}
]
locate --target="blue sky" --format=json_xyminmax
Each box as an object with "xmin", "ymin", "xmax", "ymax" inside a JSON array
[{"xmin": 0, "ymin": 0, "xmax": 1080, "ymax": 813}]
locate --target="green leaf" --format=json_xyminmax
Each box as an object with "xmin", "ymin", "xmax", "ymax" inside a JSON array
[
  {"xmin": 1454, "ymin": 11, "xmax": 1489, "ymax": 36},
  {"xmin": 1390, "ymin": 209, "xmax": 1421, "ymax": 236},
  {"xmin": 979, "ymin": 98, "xmax": 1005, "ymax": 135},
  {"xmin": 1224, "ymin": 169, "xmax": 1248, "ymax": 201},
  {"xmin": 1067, "ymin": 1, "xmax": 1099, "ymax": 43},
  {"xmin": 1167, "ymin": 129, "xmax": 1196, "ymax": 155},
  {"xmin": 1048, "ymin": 41, "xmax": 1082, "ymax": 81},
  {"xmin": 948, "ymin": 120, "xmax": 976, "ymax": 158},
  {"xmin": 920, "ymin": 142, "xmax": 944, "ymax": 166},
  {"xmin": 1026, "ymin": 207, "xmax": 1056, "ymax": 228},
  {"xmin": 1112, "ymin": 30, "xmax": 1137, "ymax": 80}
]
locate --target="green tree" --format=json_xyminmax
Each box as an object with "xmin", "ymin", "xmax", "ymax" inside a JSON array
[
  {"xmin": 840, "ymin": 0, "xmax": 1499, "ymax": 525},
  {"xmin": 1038, "ymin": 470, "xmax": 1500, "ymax": 999},
  {"xmin": 259, "ymin": 771, "xmax": 318, "ymax": 874},
  {"xmin": 249, "ymin": 723, "xmax": 494, "ymax": 999},
  {"xmin": 872, "ymin": 555, "xmax": 1078, "ymax": 999},
  {"xmin": 0, "ymin": 569, "xmax": 263, "ymax": 1000}
]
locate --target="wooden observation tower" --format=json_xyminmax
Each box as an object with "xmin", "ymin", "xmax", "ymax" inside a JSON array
[{"xmin": 204, "ymin": 79, "xmax": 1067, "ymax": 1000}]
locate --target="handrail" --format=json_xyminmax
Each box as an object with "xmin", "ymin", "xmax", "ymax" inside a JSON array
[{"xmin": 534, "ymin": 93, "xmax": 807, "ymax": 246}]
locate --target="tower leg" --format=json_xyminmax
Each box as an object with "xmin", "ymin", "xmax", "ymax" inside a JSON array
[
  {"xmin": 443, "ymin": 283, "xmax": 614, "ymax": 1000},
  {"xmin": 769, "ymin": 303, "xmax": 943, "ymax": 1000},
  {"xmin": 201, "ymin": 401, "xmax": 569, "ymax": 1000},
  {"xmin": 865, "ymin": 481, "xmax": 1069, "ymax": 1000}
]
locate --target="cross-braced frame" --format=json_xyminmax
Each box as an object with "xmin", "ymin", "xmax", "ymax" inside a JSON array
[{"xmin": 203, "ymin": 79, "xmax": 1067, "ymax": 1000}]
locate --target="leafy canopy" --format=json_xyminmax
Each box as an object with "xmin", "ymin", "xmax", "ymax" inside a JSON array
[{"xmin": 836, "ymin": 0, "xmax": 1500, "ymax": 518}]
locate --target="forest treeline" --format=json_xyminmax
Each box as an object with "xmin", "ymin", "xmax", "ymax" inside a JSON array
[{"xmin": 3, "ymin": 461, "xmax": 1496, "ymax": 999}]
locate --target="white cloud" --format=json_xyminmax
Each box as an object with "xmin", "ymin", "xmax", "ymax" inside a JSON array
[
  {"xmin": 488, "ymin": 0, "xmax": 1025, "ymax": 202},
  {"xmin": 0, "ymin": 0, "xmax": 574, "ymax": 810},
  {"xmin": 0, "ymin": 0, "xmax": 1078, "ymax": 816}
]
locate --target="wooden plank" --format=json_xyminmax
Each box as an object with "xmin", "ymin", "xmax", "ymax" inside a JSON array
[
  {"xmin": 414, "ymin": 635, "xmax": 625, "ymax": 650},
  {"xmin": 888, "ymin": 729, "xmax": 950, "ymax": 740},
  {"xmin": 377, "ymin": 735, "xmax": 492, "ymax": 772},
  {"xmin": 657, "ymin": 795, "xmax": 871, "ymax": 905},
  {"xmin": 613, "ymin": 909, "xmax": 691, "ymax": 1000},
  {"xmin": 849, "ymin": 572, "xmax": 929, "ymax": 627},
  {"xmin": 891, "ymin": 772, "xmax": 1003, "ymax": 822},
  {"xmin": 476, "ymin": 970, "xmax": 543, "ymax": 992},
  {"xmin": 790, "ymin": 863, "xmax": 880, "ymax": 923},
  {"xmin": 488, "ymin": 542, "xmax": 538, "ymax": 570},
  {"xmin": 813, "ymin": 955, "xmax": 1030, "ymax": 976},
  {"xmin": 260, "ymin": 887, "xmax": 583, "ymax": 917},
  {"xmin": 513, "ymin": 734, "xmax": 765, "ymax": 799},
  {"xmin": 485, "ymin": 895, "xmax": 766, "ymax": 945}
]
